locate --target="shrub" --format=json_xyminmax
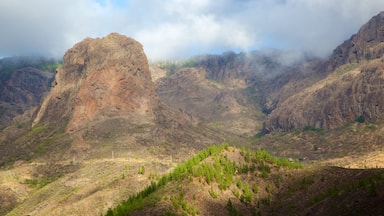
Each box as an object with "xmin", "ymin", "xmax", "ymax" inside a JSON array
[
  {"xmin": 232, "ymin": 188, "xmax": 240, "ymax": 199},
  {"xmin": 242, "ymin": 183, "xmax": 252, "ymax": 203},
  {"xmin": 252, "ymin": 184, "xmax": 259, "ymax": 193},
  {"xmin": 138, "ymin": 166, "xmax": 145, "ymax": 175},
  {"xmin": 227, "ymin": 199, "xmax": 243, "ymax": 216},
  {"xmin": 356, "ymin": 115, "xmax": 365, "ymax": 123},
  {"xmin": 209, "ymin": 186, "xmax": 218, "ymax": 198}
]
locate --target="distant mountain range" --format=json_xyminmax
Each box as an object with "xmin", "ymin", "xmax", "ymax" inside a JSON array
[{"xmin": 1, "ymin": 11, "xmax": 384, "ymax": 216}]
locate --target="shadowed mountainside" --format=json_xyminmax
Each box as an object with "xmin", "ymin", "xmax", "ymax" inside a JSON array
[{"xmin": 0, "ymin": 57, "xmax": 57, "ymax": 129}]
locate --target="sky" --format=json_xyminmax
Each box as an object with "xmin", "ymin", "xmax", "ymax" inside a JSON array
[{"xmin": 1, "ymin": 0, "xmax": 384, "ymax": 60}]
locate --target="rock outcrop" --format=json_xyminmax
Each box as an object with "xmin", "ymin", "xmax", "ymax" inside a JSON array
[
  {"xmin": 328, "ymin": 11, "xmax": 384, "ymax": 71},
  {"xmin": 33, "ymin": 33, "xmax": 158, "ymax": 132},
  {"xmin": 0, "ymin": 58, "xmax": 55, "ymax": 128},
  {"xmin": 28, "ymin": 33, "xmax": 229, "ymax": 161},
  {"xmin": 263, "ymin": 11, "xmax": 384, "ymax": 132},
  {"xmin": 156, "ymin": 67, "xmax": 262, "ymax": 137}
]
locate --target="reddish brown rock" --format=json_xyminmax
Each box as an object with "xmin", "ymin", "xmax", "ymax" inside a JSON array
[
  {"xmin": 263, "ymin": 12, "xmax": 384, "ymax": 132},
  {"xmin": 33, "ymin": 33, "xmax": 157, "ymax": 132},
  {"xmin": 328, "ymin": 11, "xmax": 384, "ymax": 70}
]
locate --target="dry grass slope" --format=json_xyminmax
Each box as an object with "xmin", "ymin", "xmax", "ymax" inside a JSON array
[{"xmin": 105, "ymin": 143, "xmax": 384, "ymax": 216}]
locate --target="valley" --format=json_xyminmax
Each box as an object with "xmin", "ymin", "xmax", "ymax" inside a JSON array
[{"xmin": 1, "ymin": 11, "xmax": 384, "ymax": 216}]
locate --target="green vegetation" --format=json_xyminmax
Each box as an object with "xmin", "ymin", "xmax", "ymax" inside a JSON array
[
  {"xmin": 20, "ymin": 176, "xmax": 61, "ymax": 189},
  {"xmin": 300, "ymin": 176, "xmax": 315, "ymax": 190},
  {"xmin": 105, "ymin": 143, "xmax": 303, "ymax": 216},
  {"xmin": 138, "ymin": 166, "xmax": 145, "ymax": 175},
  {"xmin": 227, "ymin": 199, "xmax": 243, "ymax": 216},
  {"xmin": 335, "ymin": 63, "xmax": 358, "ymax": 75},
  {"xmin": 181, "ymin": 59, "xmax": 198, "ymax": 68},
  {"xmin": 38, "ymin": 62, "xmax": 63, "ymax": 72},
  {"xmin": 157, "ymin": 58, "xmax": 198, "ymax": 76},
  {"xmin": 310, "ymin": 170, "xmax": 384, "ymax": 206},
  {"xmin": 105, "ymin": 143, "xmax": 230, "ymax": 216},
  {"xmin": 240, "ymin": 182, "xmax": 252, "ymax": 203},
  {"xmin": 33, "ymin": 141, "xmax": 48, "ymax": 155},
  {"xmin": 17, "ymin": 122, "xmax": 29, "ymax": 128},
  {"xmin": 209, "ymin": 186, "xmax": 218, "ymax": 198},
  {"xmin": 168, "ymin": 186, "xmax": 200, "ymax": 215},
  {"xmin": 27, "ymin": 124, "xmax": 50, "ymax": 137},
  {"xmin": 0, "ymin": 57, "xmax": 63, "ymax": 80},
  {"xmin": 302, "ymin": 125, "xmax": 326, "ymax": 134},
  {"xmin": 252, "ymin": 132, "xmax": 265, "ymax": 141},
  {"xmin": 313, "ymin": 144, "xmax": 318, "ymax": 151},
  {"xmin": 356, "ymin": 114, "xmax": 365, "ymax": 123}
]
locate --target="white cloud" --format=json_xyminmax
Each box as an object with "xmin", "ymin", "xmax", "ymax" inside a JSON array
[{"xmin": 1, "ymin": 0, "xmax": 384, "ymax": 59}]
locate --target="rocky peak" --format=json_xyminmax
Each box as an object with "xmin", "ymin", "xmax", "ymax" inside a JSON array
[
  {"xmin": 263, "ymin": 11, "xmax": 384, "ymax": 132},
  {"xmin": 33, "ymin": 33, "xmax": 157, "ymax": 132},
  {"xmin": 328, "ymin": 11, "xmax": 384, "ymax": 70}
]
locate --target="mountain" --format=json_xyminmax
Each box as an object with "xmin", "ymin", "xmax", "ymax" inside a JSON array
[
  {"xmin": 33, "ymin": 33, "xmax": 158, "ymax": 132},
  {"xmin": 263, "ymin": 11, "xmax": 384, "ymax": 132},
  {"xmin": 107, "ymin": 144, "xmax": 384, "ymax": 216},
  {"xmin": 2, "ymin": 11, "xmax": 384, "ymax": 216},
  {"xmin": 1, "ymin": 33, "xmax": 233, "ymax": 165},
  {"xmin": 0, "ymin": 57, "xmax": 57, "ymax": 129},
  {"xmin": 0, "ymin": 33, "xmax": 232, "ymax": 215},
  {"xmin": 155, "ymin": 50, "xmax": 312, "ymax": 138}
]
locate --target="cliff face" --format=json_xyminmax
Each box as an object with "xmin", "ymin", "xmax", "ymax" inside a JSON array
[
  {"xmin": 328, "ymin": 12, "xmax": 384, "ymax": 70},
  {"xmin": 154, "ymin": 50, "xmax": 317, "ymax": 136},
  {"xmin": 156, "ymin": 67, "xmax": 263, "ymax": 137},
  {"xmin": 33, "ymin": 33, "xmax": 158, "ymax": 132},
  {"xmin": 197, "ymin": 50, "xmax": 301, "ymax": 86},
  {"xmin": 27, "ymin": 33, "xmax": 228, "ymax": 161},
  {"xmin": 263, "ymin": 11, "xmax": 384, "ymax": 132},
  {"xmin": 0, "ymin": 57, "xmax": 55, "ymax": 129}
]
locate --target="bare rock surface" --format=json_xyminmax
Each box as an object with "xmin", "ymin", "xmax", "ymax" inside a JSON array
[
  {"xmin": 33, "ymin": 33, "xmax": 158, "ymax": 132},
  {"xmin": 264, "ymin": 12, "xmax": 384, "ymax": 132}
]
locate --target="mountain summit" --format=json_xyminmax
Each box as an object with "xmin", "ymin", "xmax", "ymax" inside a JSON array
[
  {"xmin": 263, "ymin": 11, "xmax": 384, "ymax": 132},
  {"xmin": 328, "ymin": 11, "xmax": 384, "ymax": 70},
  {"xmin": 33, "ymin": 33, "xmax": 158, "ymax": 132}
]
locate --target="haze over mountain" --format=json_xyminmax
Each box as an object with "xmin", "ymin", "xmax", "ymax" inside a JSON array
[
  {"xmin": 1, "ymin": 8, "xmax": 384, "ymax": 216},
  {"xmin": 264, "ymin": 11, "xmax": 384, "ymax": 132},
  {"xmin": 0, "ymin": 57, "xmax": 57, "ymax": 129},
  {"xmin": 1, "ymin": 0, "xmax": 384, "ymax": 59}
]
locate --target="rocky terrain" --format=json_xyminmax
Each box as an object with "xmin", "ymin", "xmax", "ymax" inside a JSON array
[
  {"xmin": 156, "ymin": 66, "xmax": 262, "ymax": 137},
  {"xmin": 33, "ymin": 33, "xmax": 158, "ymax": 132},
  {"xmin": 0, "ymin": 33, "xmax": 231, "ymax": 215},
  {"xmin": 1, "ymin": 11, "xmax": 384, "ymax": 216},
  {"xmin": 106, "ymin": 144, "xmax": 384, "ymax": 216},
  {"xmin": 0, "ymin": 57, "xmax": 56, "ymax": 129},
  {"xmin": 264, "ymin": 11, "xmax": 384, "ymax": 131}
]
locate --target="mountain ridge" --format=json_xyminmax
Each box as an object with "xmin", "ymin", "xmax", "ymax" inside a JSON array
[
  {"xmin": 2, "ymin": 11, "xmax": 384, "ymax": 216},
  {"xmin": 263, "ymin": 11, "xmax": 384, "ymax": 132}
]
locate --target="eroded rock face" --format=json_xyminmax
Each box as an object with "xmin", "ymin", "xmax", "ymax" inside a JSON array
[
  {"xmin": 328, "ymin": 11, "xmax": 384, "ymax": 70},
  {"xmin": 263, "ymin": 12, "xmax": 384, "ymax": 132},
  {"xmin": 33, "ymin": 33, "xmax": 157, "ymax": 132},
  {"xmin": 0, "ymin": 66, "xmax": 54, "ymax": 128}
]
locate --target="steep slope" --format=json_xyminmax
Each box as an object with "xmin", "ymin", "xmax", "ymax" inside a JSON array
[
  {"xmin": 106, "ymin": 144, "xmax": 384, "ymax": 216},
  {"xmin": 1, "ymin": 33, "xmax": 231, "ymax": 216},
  {"xmin": 155, "ymin": 50, "xmax": 309, "ymax": 138},
  {"xmin": 33, "ymin": 33, "xmax": 158, "ymax": 132},
  {"xmin": 0, "ymin": 57, "xmax": 56, "ymax": 129},
  {"xmin": 156, "ymin": 67, "xmax": 263, "ymax": 137},
  {"xmin": 29, "ymin": 33, "xmax": 225, "ymax": 160},
  {"xmin": 264, "ymin": 11, "xmax": 384, "ymax": 132}
]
